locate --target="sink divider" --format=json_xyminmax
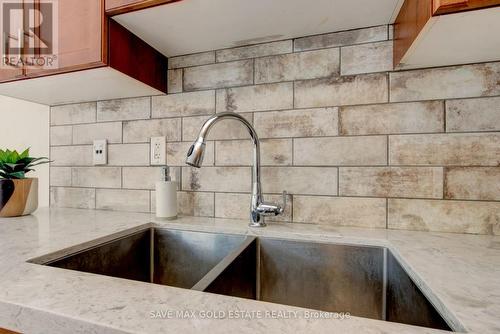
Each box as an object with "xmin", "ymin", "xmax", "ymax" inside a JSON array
[{"xmin": 191, "ymin": 236, "xmax": 256, "ymax": 291}]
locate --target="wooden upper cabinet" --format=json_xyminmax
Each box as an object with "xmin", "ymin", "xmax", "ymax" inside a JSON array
[
  {"xmin": 26, "ymin": 0, "xmax": 106, "ymax": 77},
  {"xmin": 433, "ymin": 0, "xmax": 500, "ymax": 14},
  {"xmin": 0, "ymin": 67, "xmax": 23, "ymax": 83},
  {"xmin": 394, "ymin": 0, "xmax": 500, "ymax": 68},
  {"xmin": 0, "ymin": 0, "xmax": 167, "ymax": 104},
  {"xmin": 105, "ymin": 0, "xmax": 180, "ymax": 16}
]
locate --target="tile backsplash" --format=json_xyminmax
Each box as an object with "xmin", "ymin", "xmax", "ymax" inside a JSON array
[{"xmin": 49, "ymin": 25, "xmax": 500, "ymax": 235}]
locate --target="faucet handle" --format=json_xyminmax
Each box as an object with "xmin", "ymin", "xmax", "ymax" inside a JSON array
[{"xmin": 279, "ymin": 191, "xmax": 287, "ymax": 214}]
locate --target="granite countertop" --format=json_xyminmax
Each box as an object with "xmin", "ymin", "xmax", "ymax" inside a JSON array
[{"xmin": 0, "ymin": 208, "xmax": 499, "ymax": 334}]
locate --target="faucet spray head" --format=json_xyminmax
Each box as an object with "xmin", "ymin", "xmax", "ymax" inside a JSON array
[{"xmin": 186, "ymin": 139, "xmax": 205, "ymax": 168}]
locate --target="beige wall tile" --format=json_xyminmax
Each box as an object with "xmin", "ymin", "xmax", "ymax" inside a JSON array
[
  {"xmin": 50, "ymin": 126, "xmax": 72, "ymax": 146},
  {"xmin": 108, "ymin": 144, "xmax": 150, "ymax": 166},
  {"xmin": 389, "ymin": 133, "xmax": 500, "ymax": 166},
  {"xmin": 152, "ymin": 90, "xmax": 215, "ymax": 118},
  {"xmin": 388, "ymin": 199, "xmax": 500, "ymax": 235},
  {"xmin": 50, "ymin": 102, "xmax": 96, "ymax": 125},
  {"xmin": 72, "ymin": 167, "xmax": 121, "ymax": 189},
  {"xmin": 46, "ymin": 26, "xmax": 500, "ymax": 234},
  {"xmin": 123, "ymin": 118, "xmax": 181, "ymax": 143},
  {"xmin": 215, "ymin": 192, "xmax": 292, "ymax": 222},
  {"xmin": 182, "ymin": 113, "xmax": 253, "ymax": 141},
  {"xmin": 294, "ymin": 26, "xmax": 388, "ymax": 51},
  {"xmin": 341, "ymin": 41, "xmax": 393, "ymax": 75},
  {"xmin": 254, "ymin": 107, "xmax": 338, "ymax": 138},
  {"xmin": 123, "ymin": 166, "xmax": 180, "ymax": 190},
  {"xmin": 390, "ymin": 62, "xmax": 500, "ymax": 102},
  {"xmin": 97, "ymin": 97, "xmax": 150, "ymax": 122},
  {"xmin": 294, "ymin": 136, "xmax": 387, "ymax": 166},
  {"xmin": 262, "ymin": 167, "xmax": 337, "ymax": 195},
  {"xmin": 150, "ymin": 191, "xmax": 214, "ymax": 217},
  {"xmin": 445, "ymin": 167, "xmax": 500, "ymax": 201},
  {"xmin": 294, "ymin": 73, "xmax": 388, "ymax": 108},
  {"xmin": 446, "ymin": 96, "xmax": 500, "ymax": 132},
  {"xmin": 167, "ymin": 69, "xmax": 183, "ymax": 94},
  {"xmin": 340, "ymin": 101, "xmax": 444, "ymax": 135},
  {"xmin": 50, "ymin": 145, "xmax": 93, "ymax": 166},
  {"xmin": 294, "ymin": 196, "xmax": 386, "ymax": 228},
  {"xmin": 183, "ymin": 60, "xmax": 253, "ymax": 91},
  {"xmin": 216, "ymin": 40, "xmax": 292, "ymax": 62},
  {"xmin": 216, "ymin": 82, "xmax": 293, "ymax": 113},
  {"xmin": 167, "ymin": 141, "xmax": 214, "ymax": 166},
  {"xmin": 50, "ymin": 167, "xmax": 72, "ymax": 187},
  {"xmin": 339, "ymin": 167, "xmax": 443, "ymax": 199},
  {"xmin": 182, "ymin": 167, "xmax": 251, "ymax": 192},
  {"xmin": 177, "ymin": 191, "xmax": 214, "ymax": 217},
  {"xmin": 169, "ymin": 51, "xmax": 215, "ymax": 69},
  {"xmin": 50, "ymin": 187, "xmax": 95, "ymax": 209},
  {"xmin": 255, "ymin": 48, "xmax": 339, "ymax": 84},
  {"xmin": 215, "ymin": 139, "xmax": 292, "ymax": 166},
  {"xmin": 96, "ymin": 189, "xmax": 150, "ymax": 213},
  {"xmin": 73, "ymin": 122, "xmax": 122, "ymax": 145}
]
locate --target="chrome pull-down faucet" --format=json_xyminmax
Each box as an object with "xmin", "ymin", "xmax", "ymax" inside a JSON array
[{"xmin": 186, "ymin": 112, "xmax": 286, "ymax": 227}]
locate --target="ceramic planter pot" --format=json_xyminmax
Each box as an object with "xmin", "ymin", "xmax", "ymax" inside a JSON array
[{"xmin": 0, "ymin": 178, "xmax": 38, "ymax": 217}]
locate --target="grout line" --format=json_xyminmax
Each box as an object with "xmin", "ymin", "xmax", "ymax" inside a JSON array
[
  {"xmin": 386, "ymin": 135, "xmax": 389, "ymax": 166},
  {"xmin": 443, "ymin": 100, "xmax": 447, "ymax": 132},
  {"xmin": 49, "ymin": 94, "xmax": 500, "ymax": 127},
  {"xmin": 337, "ymin": 168, "xmax": 340, "ymax": 196},
  {"xmin": 49, "ymin": 186, "xmax": 500, "ymax": 203},
  {"xmin": 443, "ymin": 166, "xmax": 447, "ymax": 199},
  {"xmin": 385, "ymin": 198, "xmax": 389, "ymax": 229},
  {"xmin": 48, "ymin": 130, "xmax": 500, "ymax": 150},
  {"xmin": 253, "ymin": 58, "xmax": 256, "ymax": 85}
]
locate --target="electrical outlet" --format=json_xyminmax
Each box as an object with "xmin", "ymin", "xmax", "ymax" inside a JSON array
[
  {"xmin": 151, "ymin": 136, "xmax": 166, "ymax": 165},
  {"xmin": 93, "ymin": 139, "xmax": 107, "ymax": 165}
]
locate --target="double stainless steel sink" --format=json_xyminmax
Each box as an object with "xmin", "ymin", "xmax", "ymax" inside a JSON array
[{"xmin": 35, "ymin": 228, "xmax": 452, "ymax": 331}]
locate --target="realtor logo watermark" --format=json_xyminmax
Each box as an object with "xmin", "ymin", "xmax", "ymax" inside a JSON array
[
  {"xmin": 1, "ymin": 0, "xmax": 58, "ymax": 69},
  {"xmin": 149, "ymin": 309, "xmax": 352, "ymax": 320}
]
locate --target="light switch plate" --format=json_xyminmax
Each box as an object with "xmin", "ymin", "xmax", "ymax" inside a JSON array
[
  {"xmin": 93, "ymin": 139, "xmax": 107, "ymax": 165},
  {"xmin": 151, "ymin": 136, "xmax": 166, "ymax": 165}
]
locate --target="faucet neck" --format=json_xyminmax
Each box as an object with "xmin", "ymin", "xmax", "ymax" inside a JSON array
[
  {"xmin": 197, "ymin": 112, "xmax": 262, "ymax": 187},
  {"xmin": 191, "ymin": 112, "xmax": 286, "ymax": 227}
]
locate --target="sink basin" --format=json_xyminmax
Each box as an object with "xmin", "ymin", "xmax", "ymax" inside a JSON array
[
  {"xmin": 33, "ymin": 228, "xmax": 453, "ymax": 331},
  {"xmin": 206, "ymin": 238, "xmax": 452, "ymax": 331},
  {"xmin": 40, "ymin": 228, "xmax": 250, "ymax": 289}
]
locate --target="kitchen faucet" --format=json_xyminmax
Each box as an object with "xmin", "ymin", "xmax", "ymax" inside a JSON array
[{"xmin": 186, "ymin": 112, "xmax": 286, "ymax": 227}]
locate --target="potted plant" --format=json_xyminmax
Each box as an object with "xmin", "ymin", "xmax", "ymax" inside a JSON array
[{"xmin": 0, "ymin": 148, "xmax": 50, "ymax": 218}]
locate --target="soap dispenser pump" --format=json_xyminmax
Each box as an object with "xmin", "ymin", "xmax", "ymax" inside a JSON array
[{"xmin": 155, "ymin": 166, "xmax": 177, "ymax": 220}]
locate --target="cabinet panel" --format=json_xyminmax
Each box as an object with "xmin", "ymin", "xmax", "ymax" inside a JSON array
[
  {"xmin": 105, "ymin": 0, "xmax": 180, "ymax": 16},
  {"xmin": 433, "ymin": 0, "xmax": 500, "ymax": 14},
  {"xmin": 26, "ymin": 0, "xmax": 105, "ymax": 77},
  {"xmin": 394, "ymin": 0, "xmax": 432, "ymax": 66},
  {"xmin": 0, "ymin": 68, "xmax": 24, "ymax": 83},
  {"xmin": 0, "ymin": 0, "xmax": 26, "ymax": 83}
]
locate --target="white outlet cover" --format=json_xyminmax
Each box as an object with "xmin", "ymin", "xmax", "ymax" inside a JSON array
[
  {"xmin": 93, "ymin": 139, "xmax": 108, "ymax": 165},
  {"xmin": 151, "ymin": 136, "xmax": 166, "ymax": 165}
]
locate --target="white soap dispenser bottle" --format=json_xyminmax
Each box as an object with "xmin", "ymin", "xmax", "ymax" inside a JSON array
[{"xmin": 155, "ymin": 166, "xmax": 177, "ymax": 220}]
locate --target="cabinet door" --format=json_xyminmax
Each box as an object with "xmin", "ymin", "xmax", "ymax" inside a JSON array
[
  {"xmin": 0, "ymin": 68, "xmax": 23, "ymax": 83},
  {"xmin": 26, "ymin": 0, "xmax": 105, "ymax": 77},
  {"xmin": 0, "ymin": 0, "xmax": 26, "ymax": 82},
  {"xmin": 433, "ymin": 0, "xmax": 500, "ymax": 14},
  {"xmin": 105, "ymin": 0, "xmax": 179, "ymax": 15}
]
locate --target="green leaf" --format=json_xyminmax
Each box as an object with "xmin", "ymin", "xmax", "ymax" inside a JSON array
[
  {"xmin": 0, "ymin": 148, "xmax": 49, "ymax": 179},
  {"xmin": 8, "ymin": 171, "xmax": 25, "ymax": 179},
  {"xmin": 19, "ymin": 148, "xmax": 30, "ymax": 159}
]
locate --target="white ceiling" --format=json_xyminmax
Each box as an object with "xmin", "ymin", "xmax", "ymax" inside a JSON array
[{"xmin": 114, "ymin": 0, "xmax": 404, "ymax": 57}]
